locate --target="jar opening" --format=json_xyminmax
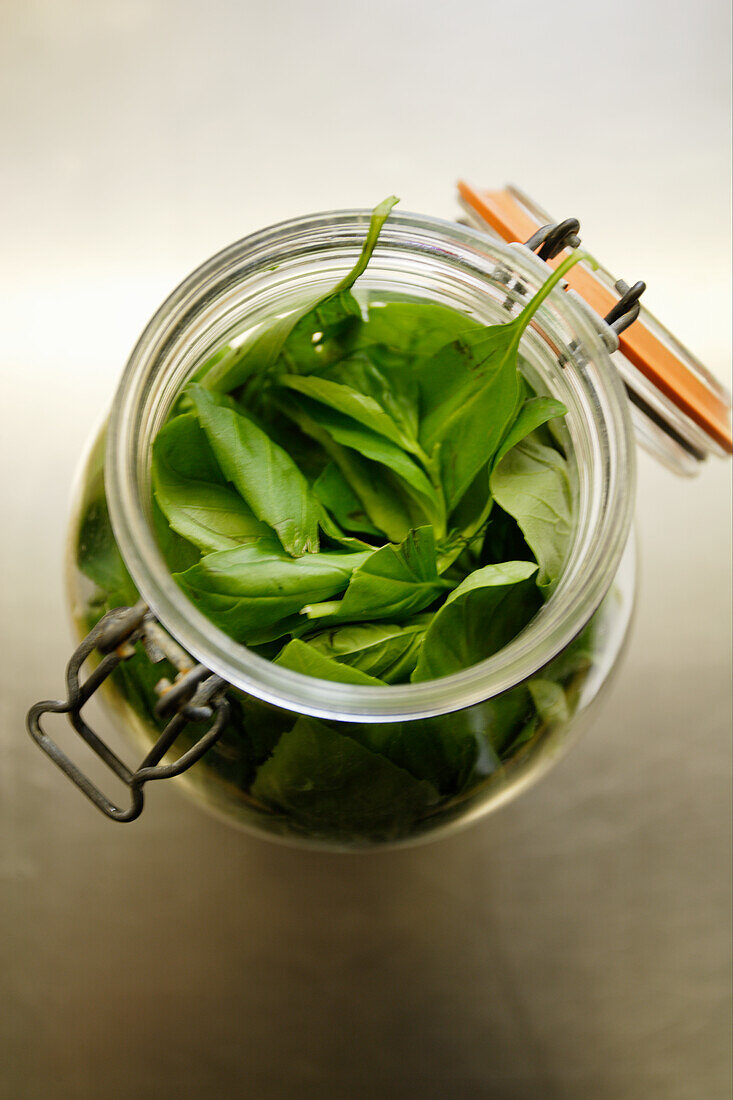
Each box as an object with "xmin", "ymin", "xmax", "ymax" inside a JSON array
[{"xmin": 106, "ymin": 210, "xmax": 635, "ymax": 721}]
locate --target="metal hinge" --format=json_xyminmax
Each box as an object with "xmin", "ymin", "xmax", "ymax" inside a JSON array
[{"xmin": 26, "ymin": 601, "xmax": 228, "ymax": 822}]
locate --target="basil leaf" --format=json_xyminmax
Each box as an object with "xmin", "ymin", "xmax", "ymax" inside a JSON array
[
  {"xmin": 202, "ymin": 196, "xmax": 399, "ymax": 394},
  {"xmin": 502, "ymin": 665, "xmax": 580, "ymax": 759},
  {"xmin": 153, "ymin": 412, "xmax": 226, "ymax": 483},
  {"xmin": 493, "ymin": 395, "xmax": 568, "ymax": 468},
  {"xmin": 446, "ymin": 464, "xmax": 493, "ymax": 543},
  {"xmin": 376, "ymin": 628, "xmax": 428, "ymax": 683},
  {"xmin": 475, "ymin": 687, "xmax": 538, "ymax": 758},
  {"xmin": 279, "ymin": 373, "xmax": 422, "ymax": 457},
  {"xmin": 443, "ymin": 388, "xmax": 567, "ymax": 545},
  {"xmin": 304, "ymin": 526, "xmax": 450, "ymax": 625},
  {"xmin": 328, "ymin": 351, "xmax": 421, "ymax": 445},
  {"xmin": 540, "ymin": 620, "xmax": 595, "ymax": 685},
  {"xmin": 411, "ymin": 561, "xmax": 541, "ymax": 681},
  {"xmin": 274, "ymin": 639, "xmax": 387, "ymax": 685},
  {"xmin": 341, "ymin": 712, "xmax": 483, "ymax": 797},
  {"xmin": 313, "ymin": 462, "xmax": 382, "ymax": 537},
  {"xmin": 152, "ymin": 414, "xmax": 272, "ymax": 553},
  {"xmin": 316, "ymin": 505, "xmax": 377, "ymax": 553},
  {"xmin": 417, "ymin": 252, "xmax": 586, "ymax": 509},
  {"xmin": 77, "ymin": 492, "xmax": 139, "ymax": 608},
  {"xmin": 306, "ymin": 618, "xmax": 430, "ymax": 682},
  {"xmin": 490, "ymin": 434, "xmax": 573, "ymax": 591},
  {"xmin": 276, "ymin": 397, "xmax": 425, "ymax": 543},
  {"xmin": 315, "ymin": 447, "xmax": 416, "ymax": 545},
  {"xmin": 528, "ymin": 678, "xmax": 570, "ymax": 727},
  {"xmin": 280, "ymin": 393, "xmax": 441, "ymax": 520},
  {"xmin": 415, "ymin": 327, "xmax": 520, "ymax": 508},
  {"xmin": 151, "ymin": 497, "xmax": 201, "ymax": 574},
  {"xmin": 174, "ymin": 542, "xmax": 371, "ymax": 644},
  {"xmin": 434, "ymin": 531, "xmax": 483, "ymax": 577},
  {"xmin": 250, "ymin": 716, "xmax": 439, "ymax": 841},
  {"xmin": 189, "ymin": 384, "xmax": 321, "ymax": 557},
  {"xmin": 356, "ymin": 300, "xmax": 483, "ymax": 360}
]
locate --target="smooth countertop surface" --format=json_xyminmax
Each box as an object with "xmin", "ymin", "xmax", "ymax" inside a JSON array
[{"xmin": 1, "ymin": 2, "xmax": 731, "ymax": 1097}]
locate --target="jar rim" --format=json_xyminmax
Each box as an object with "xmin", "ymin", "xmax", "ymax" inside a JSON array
[{"xmin": 106, "ymin": 208, "xmax": 636, "ymax": 722}]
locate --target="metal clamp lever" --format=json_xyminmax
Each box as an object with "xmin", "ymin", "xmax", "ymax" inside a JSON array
[
  {"xmin": 524, "ymin": 217, "xmax": 581, "ymax": 260},
  {"xmin": 523, "ymin": 219, "xmax": 646, "ymax": 332},
  {"xmin": 605, "ymin": 279, "xmax": 646, "ymax": 335},
  {"xmin": 522, "ymin": 219, "xmax": 646, "ymax": 350},
  {"xmin": 26, "ymin": 602, "xmax": 228, "ymax": 822}
]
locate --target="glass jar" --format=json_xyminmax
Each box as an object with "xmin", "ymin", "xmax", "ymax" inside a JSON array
[{"xmin": 66, "ymin": 209, "xmax": 637, "ymax": 849}]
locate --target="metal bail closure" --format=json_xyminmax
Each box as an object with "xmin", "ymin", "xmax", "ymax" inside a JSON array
[
  {"xmin": 457, "ymin": 181, "xmax": 733, "ymax": 476},
  {"xmin": 26, "ymin": 602, "xmax": 229, "ymax": 822}
]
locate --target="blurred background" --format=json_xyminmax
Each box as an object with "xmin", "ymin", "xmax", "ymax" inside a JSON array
[{"xmin": 1, "ymin": 1, "xmax": 730, "ymax": 1097}]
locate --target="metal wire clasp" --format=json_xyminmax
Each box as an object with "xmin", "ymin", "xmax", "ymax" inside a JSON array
[
  {"xmin": 523, "ymin": 219, "xmax": 646, "ymax": 337},
  {"xmin": 26, "ymin": 602, "xmax": 229, "ymax": 822}
]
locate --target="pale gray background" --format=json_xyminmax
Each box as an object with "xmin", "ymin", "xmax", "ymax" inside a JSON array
[{"xmin": 1, "ymin": 2, "xmax": 731, "ymax": 1097}]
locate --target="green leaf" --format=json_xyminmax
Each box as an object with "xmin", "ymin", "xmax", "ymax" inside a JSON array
[
  {"xmin": 442, "ymin": 559, "xmax": 539, "ymax": 609},
  {"xmin": 279, "ymin": 373, "xmax": 421, "ymax": 456},
  {"xmin": 442, "ymin": 373, "xmax": 567, "ymax": 548},
  {"xmin": 528, "ymin": 678, "xmax": 570, "ymax": 727},
  {"xmin": 493, "ymin": 395, "xmax": 568, "ymax": 468},
  {"xmin": 475, "ymin": 687, "xmax": 537, "ymax": 757},
  {"xmin": 304, "ymin": 526, "xmax": 450, "ymax": 625},
  {"xmin": 317, "ymin": 448, "xmax": 416, "ymax": 545},
  {"xmin": 316, "ymin": 505, "xmax": 377, "ymax": 553},
  {"xmin": 77, "ymin": 492, "xmax": 139, "ymax": 608},
  {"xmin": 502, "ymin": 669, "xmax": 578, "ymax": 760},
  {"xmin": 250, "ymin": 715, "xmax": 439, "ymax": 841},
  {"xmin": 540, "ymin": 620, "xmax": 596, "ymax": 686},
  {"xmin": 356, "ymin": 300, "xmax": 484, "ymax": 360},
  {"xmin": 417, "ymin": 325, "xmax": 520, "ymax": 454},
  {"xmin": 276, "ymin": 397, "xmax": 424, "ymax": 543},
  {"xmin": 274, "ymin": 638, "xmax": 387, "ymax": 685},
  {"xmin": 330, "ymin": 196, "xmax": 401, "ymax": 291},
  {"xmin": 174, "ymin": 541, "xmax": 371, "ymax": 644},
  {"xmin": 306, "ymin": 617, "xmax": 430, "ymax": 682},
  {"xmin": 345, "ymin": 713, "xmax": 484, "ymax": 796},
  {"xmin": 313, "ymin": 462, "xmax": 381, "ymax": 537},
  {"xmin": 446, "ymin": 464, "xmax": 493, "ymax": 543},
  {"xmin": 189, "ymin": 384, "xmax": 321, "ymax": 557},
  {"xmin": 490, "ymin": 434, "xmax": 573, "ymax": 591},
  {"xmin": 411, "ymin": 561, "xmax": 541, "ymax": 681},
  {"xmin": 416, "ymin": 251, "xmax": 586, "ymax": 509},
  {"xmin": 328, "ymin": 351, "xmax": 421, "ymax": 444},
  {"xmin": 279, "ymin": 393, "xmax": 441, "ymax": 520},
  {"xmin": 151, "ymin": 497, "xmax": 201, "ymax": 574},
  {"xmin": 202, "ymin": 196, "xmax": 399, "ymax": 394},
  {"xmin": 152, "ymin": 414, "xmax": 272, "ymax": 553},
  {"xmin": 153, "ymin": 412, "xmax": 227, "ymax": 483},
  {"xmin": 275, "ymin": 293, "xmax": 363, "ymax": 381},
  {"xmin": 380, "ymin": 638, "xmax": 425, "ymax": 682},
  {"xmin": 152, "ymin": 488, "xmax": 273, "ymax": 555},
  {"xmin": 415, "ymin": 327, "xmax": 522, "ymax": 508},
  {"xmin": 331, "ymin": 303, "xmax": 483, "ymax": 472}
]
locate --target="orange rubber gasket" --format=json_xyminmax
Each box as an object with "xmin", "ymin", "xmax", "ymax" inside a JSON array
[{"xmin": 457, "ymin": 181, "xmax": 733, "ymax": 454}]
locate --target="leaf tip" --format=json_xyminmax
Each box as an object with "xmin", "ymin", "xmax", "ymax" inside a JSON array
[{"xmin": 378, "ymin": 194, "xmax": 400, "ymax": 213}]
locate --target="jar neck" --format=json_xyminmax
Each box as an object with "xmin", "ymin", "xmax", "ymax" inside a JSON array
[{"xmin": 106, "ymin": 209, "xmax": 635, "ymax": 722}]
